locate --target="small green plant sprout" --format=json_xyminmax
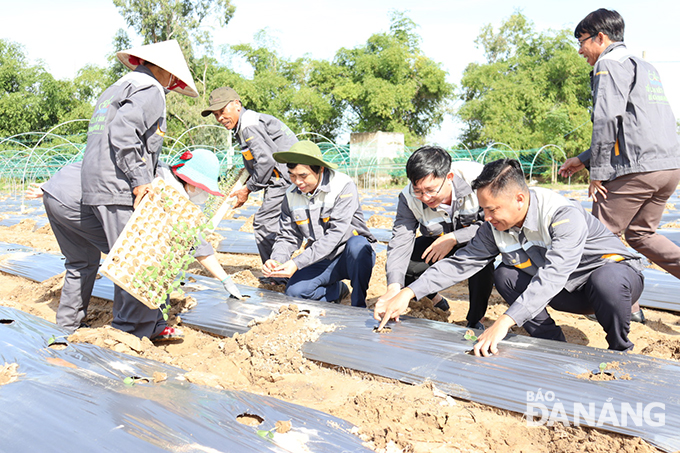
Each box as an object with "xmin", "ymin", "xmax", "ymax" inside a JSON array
[
  {"xmin": 47, "ymin": 334, "xmax": 67, "ymax": 346},
  {"xmin": 256, "ymin": 428, "xmax": 276, "ymax": 441},
  {"xmin": 464, "ymin": 329, "xmax": 478, "ymax": 342},
  {"xmin": 123, "ymin": 376, "xmax": 148, "ymax": 386},
  {"xmin": 599, "ymin": 362, "xmax": 607, "ymax": 373}
]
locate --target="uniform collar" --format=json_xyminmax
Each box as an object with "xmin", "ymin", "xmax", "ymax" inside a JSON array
[
  {"xmin": 598, "ymin": 42, "xmax": 626, "ymax": 61},
  {"xmin": 516, "ymin": 190, "xmax": 539, "ymax": 232}
]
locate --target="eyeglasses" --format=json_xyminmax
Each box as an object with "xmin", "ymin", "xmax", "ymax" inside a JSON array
[
  {"xmin": 577, "ymin": 35, "xmax": 596, "ymax": 48},
  {"xmin": 409, "ymin": 178, "xmax": 447, "ymax": 199}
]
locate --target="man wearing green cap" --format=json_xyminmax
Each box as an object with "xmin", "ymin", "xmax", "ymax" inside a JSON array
[
  {"xmin": 202, "ymin": 87, "xmax": 297, "ymax": 266},
  {"xmin": 262, "ymin": 140, "xmax": 377, "ymax": 307}
]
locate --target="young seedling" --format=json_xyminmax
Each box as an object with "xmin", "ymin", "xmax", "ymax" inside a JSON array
[
  {"xmin": 256, "ymin": 428, "xmax": 276, "ymax": 440},
  {"xmin": 464, "ymin": 330, "xmax": 478, "ymax": 342}
]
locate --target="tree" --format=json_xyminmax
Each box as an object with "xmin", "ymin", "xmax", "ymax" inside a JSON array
[
  {"xmin": 0, "ymin": 39, "xmax": 88, "ymax": 137},
  {"xmin": 329, "ymin": 11, "xmax": 454, "ymax": 145},
  {"xmin": 457, "ymin": 12, "xmax": 593, "ymax": 157},
  {"xmin": 220, "ymin": 31, "xmax": 343, "ymax": 140},
  {"xmin": 113, "ymin": 0, "xmax": 235, "ymax": 58}
]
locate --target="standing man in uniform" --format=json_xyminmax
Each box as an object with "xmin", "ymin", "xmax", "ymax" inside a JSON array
[
  {"xmin": 262, "ymin": 141, "xmax": 376, "ymax": 308},
  {"xmin": 559, "ymin": 9, "xmax": 680, "ymax": 298},
  {"xmin": 378, "ymin": 146, "xmax": 494, "ymax": 329},
  {"xmin": 80, "ymin": 40, "xmax": 199, "ymax": 341},
  {"xmin": 376, "ymin": 159, "xmax": 645, "ymax": 355},
  {"xmin": 201, "ymin": 87, "xmax": 297, "ymax": 266}
]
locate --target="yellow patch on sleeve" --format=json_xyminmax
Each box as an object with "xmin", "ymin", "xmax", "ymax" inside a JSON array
[
  {"xmin": 551, "ymin": 219, "xmax": 570, "ymax": 228},
  {"xmin": 614, "ymin": 139, "xmax": 620, "ymax": 156},
  {"xmin": 595, "ymin": 70, "xmax": 609, "ymax": 76},
  {"xmin": 155, "ymin": 124, "xmax": 165, "ymax": 137},
  {"xmin": 601, "ymin": 254, "xmax": 625, "ymax": 262},
  {"xmin": 514, "ymin": 258, "xmax": 532, "ymax": 269},
  {"xmin": 245, "ymin": 136, "xmax": 254, "ymax": 142},
  {"xmin": 339, "ymin": 193, "xmax": 353, "ymax": 199},
  {"xmin": 295, "ymin": 219, "xmax": 309, "ymax": 226},
  {"xmin": 322, "ymin": 217, "xmax": 330, "ymax": 223},
  {"xmin": 241, "ymin": 149, "xmax": 254, "ymax": 161}
]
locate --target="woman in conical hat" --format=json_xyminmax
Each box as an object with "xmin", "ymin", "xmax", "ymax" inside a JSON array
[
  {"xmin": 116, "ymin": 40, "xmax": 198, "ymax": 98},
  {"xmin": 79, "ymin": 40, "xmax": 201, "ymax": 341}
]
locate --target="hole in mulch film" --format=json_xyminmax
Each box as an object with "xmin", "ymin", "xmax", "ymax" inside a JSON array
[
  {"xmin": 0, "ymin": 319, "xmax": 15, "ymax": 325},
  {"xmin": 236, "ymin": 413, "xmax": 265, "ymax": 426}
]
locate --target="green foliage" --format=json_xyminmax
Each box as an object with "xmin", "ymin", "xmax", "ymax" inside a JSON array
[
  {"xmin": 329, "ymin": 11, "xmax": 454, "ymax": 145},
  {"xmin": 457, "ymin": 12, "xmax": 593, "ymax": 158},
  {"xmin": 113, "ymin": 0, "xmax": 235, "ymax": 59},
  {"xmin": 0, "ymin": 39, "xmax": 92, "ymax": 136}
]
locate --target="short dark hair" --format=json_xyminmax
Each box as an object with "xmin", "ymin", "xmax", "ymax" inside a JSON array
[
  {"xmin": 405, "ymin": 146, "xmax": 451, "ymax": 185},
  {"xmin": 472, "ymin": 159, "xmax": 528, "ymax": 196},
  {"xmin": 286, "ymin": 163, "xmax": 321, "ymax": 174},
  {"xmin": 575, "ymin": 9, "xmax": 624, "ymax": 42}
]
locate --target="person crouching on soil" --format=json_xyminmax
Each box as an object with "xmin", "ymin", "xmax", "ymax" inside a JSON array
[
  {"xmin": 375, "ymin": 158, "xmax": 645, "ymax": 355},
  {"xmin": 262, "ymin": 140, "xmax": 377, "ymax": 307}
]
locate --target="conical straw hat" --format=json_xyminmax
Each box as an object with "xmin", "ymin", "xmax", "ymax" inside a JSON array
[{"xmin": 117, "ymin": 40, "xmax": 198, "ymax": 98}]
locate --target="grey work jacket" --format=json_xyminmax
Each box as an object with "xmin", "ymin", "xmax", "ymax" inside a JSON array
[
  {"xmin": 81, "ymin": 65, "xmax": 166, "ymax": 206},
  {"xmin": 234, "ymin": 108, "xmax": 296, "ymax": 192},
  {"xmin": 578, "ymin": 43, "xmax": 680, "ymax": 181},
  {"xmin": 386, "ymin": 161, "xmax": 485, "ymax": 286},
  {"xmin": 270, "ymin": 169, "xmax": 375, "ymax": 270},
  {"xmin": 409, "ymin": 188, "xmax": 644, "ymax": 327}
]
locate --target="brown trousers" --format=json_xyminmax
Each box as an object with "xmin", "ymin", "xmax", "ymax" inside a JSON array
[{"xmin": 593, "ymin": 168, "xmax": 680, "ymax": 279}]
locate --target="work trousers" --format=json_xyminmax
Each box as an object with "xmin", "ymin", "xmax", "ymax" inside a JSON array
[
  {"xmin": 593, "ymin": 168, "xmax": 680, "ymax": 279},
  {"xmin": 254, "ymin": 183, "xmax": 288, "ymax": 263},
  {"xmin": 43, "ymin": 193, "xmax": 110, "ymax": 333},
  {"xmin": 285, "ymin": 235, "xmax": 376, "ymax": 308},
  {"xmin": 494, "ymin": 262, "xmax": 644, "ymax": 351},
  {"xmin": 91, "ymin": 205, "xmax": 166, "ymax": 339},
  {"xmin": 405, "ymin": 236, "xmax": 494, "ymax": 326}
]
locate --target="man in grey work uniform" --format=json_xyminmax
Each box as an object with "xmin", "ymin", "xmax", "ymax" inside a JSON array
[
  {"xmin": 378, "ymin": 146, "xmax": 494, "ymax": 329},
  {"xmin": 81, "ymin": 40, "xmax": 199, "ymax": 340},
  {"xmin": 202, "ymin": 87, "xmax": 296, "ymax": 264},
  {"xmin": 560, "ymin": 9, "xmax": 680, "ymax": 290},
  {"xmin": 377, "ymin": 159, "xmax": 645, "ymax": 355}
]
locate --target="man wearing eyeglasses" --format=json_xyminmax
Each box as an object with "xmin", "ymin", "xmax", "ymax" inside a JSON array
[
  {"xmin": 559, "ymin": 9, "xmax": 680, "ymax": 295},
  {"xmin": 377, "ymin": 146, "xmax": 494, "ymax": 329}
]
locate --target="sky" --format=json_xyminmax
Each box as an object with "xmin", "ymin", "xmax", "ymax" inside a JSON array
[{"xmin": 3, "ymin": 0, "xmax": 680, "ymax": 145}]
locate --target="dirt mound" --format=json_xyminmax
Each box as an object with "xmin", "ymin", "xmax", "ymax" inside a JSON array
[{"xmin": 366, "ymin": 214, "xmax": 394, "ymax": 229}]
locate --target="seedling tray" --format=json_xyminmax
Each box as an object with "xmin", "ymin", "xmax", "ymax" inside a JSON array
[{"xmin": 100, "ymin": 178, "xmax": 205, "ymax": 309}]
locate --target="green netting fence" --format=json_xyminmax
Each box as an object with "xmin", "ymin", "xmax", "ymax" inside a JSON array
[{"xmin": 0, "ymin": 122, "xmax": 570, "ymax": 193}]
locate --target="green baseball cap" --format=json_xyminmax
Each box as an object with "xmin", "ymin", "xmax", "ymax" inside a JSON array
[
  {"xmin": 201, "ymin": 87, "xmax": 240, "ymax": 117},
  {"xmin": 273, "ymin": 140, "xmax": 337, "ymax": 169}
]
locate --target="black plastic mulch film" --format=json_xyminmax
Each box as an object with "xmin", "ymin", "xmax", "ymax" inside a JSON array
[
  {"xmin": 3, "ymin": 241, "xmax": 680, "ymax": 450},
  {"xmin": 0, "ymin": 306, "xmax": 369, "ymax": 453},
  {"xmin": 180, "ymin": 276, "xmax": 680, "ymax": 453}
]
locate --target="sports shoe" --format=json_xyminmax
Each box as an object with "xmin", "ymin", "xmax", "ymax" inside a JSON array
[
  {"xmin": 433, "ymin": 296, "xmax": 450, "ymax": 311},
  {"xmin": 151, "ymin": 326, "xmax": 184, "ymax": 342},
  {"xmin": 334, "ymin": 282, "xmax": 350, "ymax": 303}
]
